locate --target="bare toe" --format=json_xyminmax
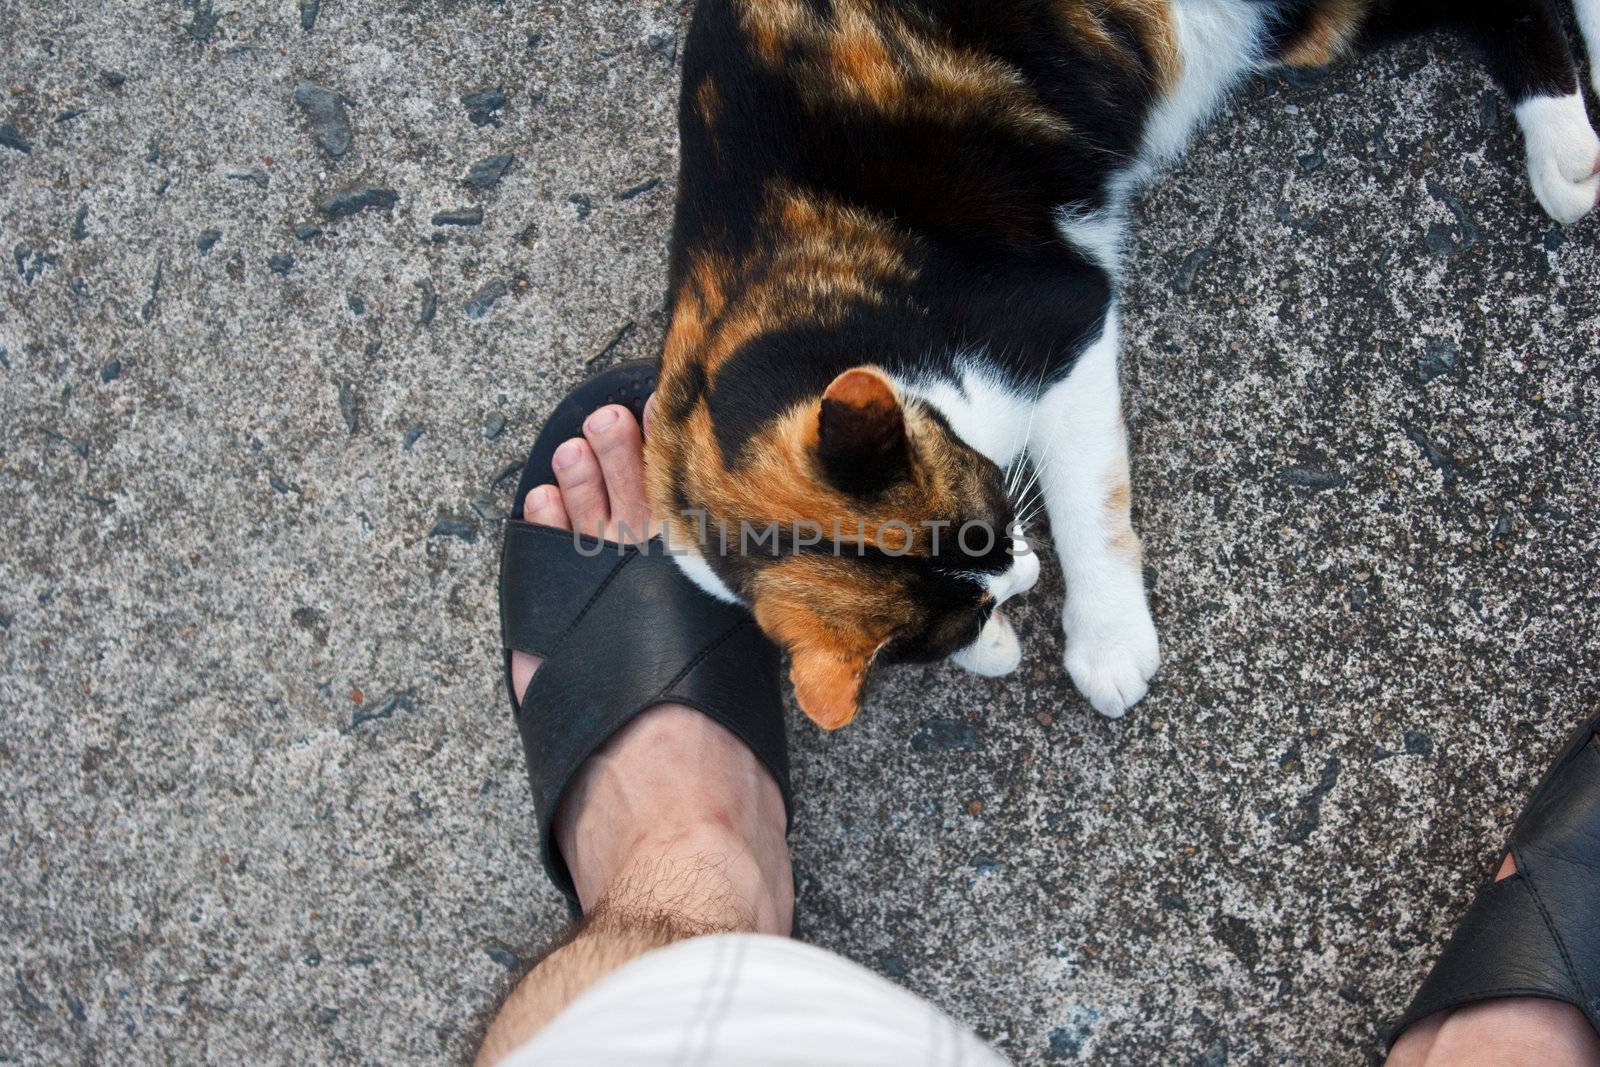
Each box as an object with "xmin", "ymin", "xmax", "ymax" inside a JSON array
[
  {"xmin": 552, "ymin": 437, "xmax": 609, "ymax": 538},
  {"xmin": 583, "ymin": 405, "xmax": 652, "ymax": 540},
  {"xmin": 523, "ymin": 484, "xmax": 570, "ymax": 529}
]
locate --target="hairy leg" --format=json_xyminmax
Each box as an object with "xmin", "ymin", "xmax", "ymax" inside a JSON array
[
  {"xmin": 1028, "ymin": 309, "xmax": 1159, "ymax": 719},
  {"xmin": 478, "ymin": 403, "xmax": 792, "ymax": 1065},
  {"xmin": 1385, "ymin": 855, "xmax": 1600, "ymax": 1067}
]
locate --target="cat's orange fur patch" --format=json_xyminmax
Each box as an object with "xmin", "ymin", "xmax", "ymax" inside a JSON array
[
  {"xmin": 733, "ymin": 0, "xmax": 1069, "ymax": 139},
  {"xmin": 660, "ymin": 186, "xmax": 913, "ymax": 386},
  {"xmin": 789, "ymin": 651, "xmax": 867, "ymax": 730},
  {"xmin": 1105, "ymin": 481, "xmax": 1132, "ymax": 514},
  {"xmin": 832, "ymin": 8, "xmax": 901, "ymax": 109},
  {"xmin": 1113, "ymin": 0, "xmax": 1181, "ymax": 91},
  {"xmin": 1279, "ymin": 0, "xmax": 1372, "ymax": 67},
  {"xmin": 1105, "ymin": 480, "xmax": 1142, "ymax": 564},
  {"xmin": 1060, "ymin": 0, "xmax": 1180, "ymax": 93},
  {"xmin": 739, "ymin": 0, "xmax": 812, "ymax": 64},
  {"xmin": 752, "ymin": 556, "xmax": 900, "ymax": 729},
  {"xmin": 824, "ymin": 366, "xmax": 898, "ymax": 414},
  {"xmin": 695, "ymin": 78, "xmax": 722, "ymax": 128}
]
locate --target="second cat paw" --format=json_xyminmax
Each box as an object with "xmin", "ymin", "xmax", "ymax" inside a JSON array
[{"xmin": 1063, "ymin": 607, "xmax": 1160, "ymax": 719}]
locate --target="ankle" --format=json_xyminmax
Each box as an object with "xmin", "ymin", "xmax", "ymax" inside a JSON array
[
  {"xmin": 1386, "ymin": 998, "xmax": 1600, "ymax": 1067},
  {"xmin": 555, "ymin": 703, "xmax": 792, "ymax": 934},
  {"xmin": 596, "ymin": 825, "xmax": 793, "ymax": 936}
]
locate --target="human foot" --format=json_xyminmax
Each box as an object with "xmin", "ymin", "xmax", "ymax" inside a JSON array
[
  {"xmin": 510, "ymin": 401, "xmax": 792, "ymax": 934},
  {"xmin": 1385, "ymin": 721, "xmax": 1600, "ymax": 1066},
  {"xmin": 1385, "ymin": 851, "xmax": 1600, "ymax": 1066}
]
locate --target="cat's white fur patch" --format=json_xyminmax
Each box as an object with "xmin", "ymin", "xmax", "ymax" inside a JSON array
[
  {"xmin": 669, "ymin": 542, "xmax": 743, "ymax": 604},
  {"xmin": 1055, "ymin": 204, "xmax": 1125, "ymax": 275},
  {"xmin": 1576, "ymin": 0, "xmax": 1600, "ymax": 95},
  {"xmin": 898, "ymin": 361, "xmax": 1035, "ymax": 470},
  {"xmin": 1515, "ymin": 92, "xmax": 1600, "ymax": 225},
  {"xmin": 986, "ymin": 536, "xmax": 1041, "ymax": 605},
  {"xmin": 950, "ymin": 608, "xmax": 1023, "ymax": 677},
  {"xmin": 1128, "ymin": 0, "xmax": 1268, "ymax": 185},
  {"xmin": 1028, "ymin": 313, "xmax": 1160, "ymax": 718}
]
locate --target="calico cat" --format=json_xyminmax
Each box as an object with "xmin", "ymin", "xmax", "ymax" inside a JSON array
[{"xmin": 642, "ymin": 0, "xmax": 1600, "ymax": 730}]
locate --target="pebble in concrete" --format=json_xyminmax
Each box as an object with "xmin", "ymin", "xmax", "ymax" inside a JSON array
[
  {"xmin": 432, "ymin": 206, "xmax": 483, "ymax": 227},
  {"xmin": 463, "ymin": 154, "xmax": 513, "ymax": 191},
  {"xmin": 318, "ymin": 184, "xmax": 398, "ymax": 219},
  {"xmin": 415, "ymin": 278, "xmax": 437, "ymax": 325},
  {"xmin": 293, "ymin": 82, "xmax": 353, "ymax": 158},
  {"xmin": 460, "ymin": 88, "xmax": 506, "ymax": 127},
  {"xmin": 1, "ymin": 123, "xmax": 34, "ymax": 153},
  {"xmin": 464, "ymin": 279, "xmax": 507, "ymax": 319}
]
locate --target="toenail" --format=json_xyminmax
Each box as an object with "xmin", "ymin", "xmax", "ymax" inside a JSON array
[
  {"xmin": 586, "ymin": 407, "xmax": 619, "ymax": 432},
  {"xmin": 552, "ymin": 440, "xmax": 582, "ymax": 470},
  {"xmin": 527, "ymin": 485, "xmax": 549, "ymax": 508}
]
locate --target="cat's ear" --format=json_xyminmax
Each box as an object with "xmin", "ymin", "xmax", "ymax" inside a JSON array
[
  {"xmin": 817, "ymin": 367, "xmax": 909, "ymax": 491},
  {"xmin": 752, "ymin": 588, "xmax": 879, "ymax": 729},
  {"xmin": 786, "ymin": 639, "xmax": 872, "ymax": 730}
]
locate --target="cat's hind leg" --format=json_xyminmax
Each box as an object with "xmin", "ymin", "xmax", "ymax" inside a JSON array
[
  {"xmin": 1290, "ymin": 0, "xmax": 1600, "ymax": 223},
  {"xmin": 1452, "ymin": 0, "xmax": 1598, "ymax": 224},
  {"xmin": 1574, "ymin": 0, "xmax": 1600, "ymax": 95},
  {"xmin": 1516, "ymin": 91, "xmax": 1600, "ymax": 224},
  {"xmin": 1027, "ymin": 309, "xmax": 1159, "ymax": 719}
]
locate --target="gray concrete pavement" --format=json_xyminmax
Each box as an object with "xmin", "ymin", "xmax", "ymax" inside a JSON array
[{"xmin": 3, "ymin": 3, "xmax": 1597, "ymax": 1063}]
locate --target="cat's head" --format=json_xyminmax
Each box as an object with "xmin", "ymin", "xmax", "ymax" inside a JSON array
[{"xmin": 649, "ymin": 364, "xmax": 1038, "ymax": 730}]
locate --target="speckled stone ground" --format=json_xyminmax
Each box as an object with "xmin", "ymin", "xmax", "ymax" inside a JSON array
[{"xmin": 3, "ymin": 3, "xmax": 1597, "ymax": 1064}]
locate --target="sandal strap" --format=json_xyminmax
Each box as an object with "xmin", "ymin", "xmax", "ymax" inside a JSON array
[
  {"xmin": 505, "ymin": 526, "xmax": 792, "ymax": 908},
  {"xmin": 499, "ymin": 520, "xmax": 631, "ymax": 663},
  {"xmin": 1391, "ymin": 875, "xmax": 1586, "ymax": 1040},
  {"xmin": 1392, "ymin": 721, "xmax": 1600, "ymax": 1043}
]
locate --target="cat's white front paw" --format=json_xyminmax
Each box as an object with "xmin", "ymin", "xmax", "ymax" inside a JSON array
[
  {"xmin": 1063, "ymin": 602, "xmax": 1160, "ymax": 719},
  {"xmin": 1517, "ymin": 93, "xmax": 1600, "ymax": 225}
]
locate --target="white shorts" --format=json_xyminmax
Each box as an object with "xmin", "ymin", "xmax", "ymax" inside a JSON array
[{"xmin": 505, "ymin": 933, "xmax": 1011, "ymax": 1066}]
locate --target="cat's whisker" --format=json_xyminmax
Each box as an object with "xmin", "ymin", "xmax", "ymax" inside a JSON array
[
  {"xmin": 1010, "ymin": 461, "xmax": 1043, "ymax": 512},
  {"xmin": 1007, "ymin": 455, "xmax": 1033, "ymax": 500},
  {"xmin": 1002, "ymin": 346, "xmax": 1057, "ymax": 506},
  {"xmin": 1012, "ymin": 493, "xmax": 1045, "ymax": 534},
  {"xmin": 1004, "ymin": 447, "xmax": 1027, "ymax": 498}
]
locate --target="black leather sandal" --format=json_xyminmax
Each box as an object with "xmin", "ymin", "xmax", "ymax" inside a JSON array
[
  {"xmin": 1390, "ymin": 709, "xmax": 1600, "ymax": 1045},
  {"xmin": 498, "ymin": 360, "xmax": 793, "ymax": 914}
]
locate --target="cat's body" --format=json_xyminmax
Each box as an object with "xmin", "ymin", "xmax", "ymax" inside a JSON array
[{"xmin": 645, "ymin": 0, "xmax": 1600, "ymax": 729}]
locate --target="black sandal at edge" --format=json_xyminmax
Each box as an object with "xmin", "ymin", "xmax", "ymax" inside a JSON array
[
  {"xmin": 498, "ymin": 360, "xmax": 793, "ymax": 914},
  {"xmin": 1390, "ymin": 708, "xmax": 1600, "ymax": 1046}
]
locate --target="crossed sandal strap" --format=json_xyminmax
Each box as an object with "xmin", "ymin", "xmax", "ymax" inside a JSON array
[
  {"xmin": 499, "ymin": 522, "xmax": 793, "ymax": 911},
  {"xmin": 1391, "ymin": 712, "xmax": 1600, "ymax": 1043}
]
